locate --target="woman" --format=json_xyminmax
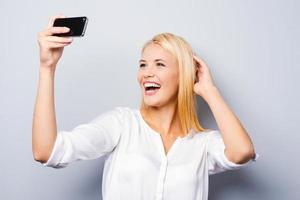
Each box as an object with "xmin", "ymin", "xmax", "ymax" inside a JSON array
[{"xmin": 32, "ymin": 15, "xmax": 259, "ymax": 200}]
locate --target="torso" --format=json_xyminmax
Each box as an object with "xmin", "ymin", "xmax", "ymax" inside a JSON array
[
  {"xmin": 140, "ymin": 109, "xmax": 184, "ymax": 156},
  {"xmin": 160, "ymin": 135, "xmax": 179, "ymax": 156},
  {"xmin": 143, "ymin": 117, "xmax": 183, "ymax": 156}
]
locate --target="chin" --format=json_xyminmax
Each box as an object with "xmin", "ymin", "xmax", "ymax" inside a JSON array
[
  {"xmin": 143, "ymin": 101, "xmax": 160, "ymax": 108},
  {"xmin": 142, "ymin": 97, "xmax": 163, "ymax": 107}
]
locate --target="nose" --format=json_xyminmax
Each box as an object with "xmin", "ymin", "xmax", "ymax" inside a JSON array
[
  {"xmin": 143, "ymin": 64, "xmax": 156, "ymax": 78},
  {"xmin": 144, "ymin": 73, "xmax": 154, "ymax": 78}
]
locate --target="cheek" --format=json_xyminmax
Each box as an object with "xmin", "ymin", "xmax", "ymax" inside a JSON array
[
  {"xmin": 163, "ymin": 73, "xmax": 179, "ymax": 91},
  {"xmin": 137, "ymin": 71, "xmax": 142, "ymax": 83}
]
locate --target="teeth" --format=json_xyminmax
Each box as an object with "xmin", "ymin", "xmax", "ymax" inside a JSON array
[{"xmin": 144, "ymin": 83, "xmax": 161, "ymax": 88}]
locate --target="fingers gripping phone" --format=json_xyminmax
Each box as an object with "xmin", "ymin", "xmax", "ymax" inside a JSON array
[{"xmin": 53, "ymin": 16, "xmax": 88, "ymax": 37}]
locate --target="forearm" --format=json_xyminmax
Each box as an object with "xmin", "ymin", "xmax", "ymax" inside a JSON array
[
  {"xmin": 32, "ymin": 66, "xmax": 57, "ymax": 162},
  {"xmin": 203, "ymin": 86, "xmax": 255, "ymax": 164}
]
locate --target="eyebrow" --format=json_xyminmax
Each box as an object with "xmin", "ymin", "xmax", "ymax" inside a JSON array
[{"xmin": 139, "ymin": 59, "xmax": 166, "ymax": 63}]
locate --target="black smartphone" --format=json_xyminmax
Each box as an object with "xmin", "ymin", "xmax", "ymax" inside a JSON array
[{"xmin": 53, "ymin": 16, "xmax": 88, "ymax": 37}]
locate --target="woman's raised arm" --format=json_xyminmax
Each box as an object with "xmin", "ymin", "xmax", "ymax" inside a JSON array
[{"xmin": 32, "ymin": 15, "xmax": 73, "ymax": 163}]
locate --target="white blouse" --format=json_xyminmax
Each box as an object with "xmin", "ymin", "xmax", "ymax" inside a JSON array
[{"xmin": 42, "ymin": 106, "xmax": 259, "ymax": 200}]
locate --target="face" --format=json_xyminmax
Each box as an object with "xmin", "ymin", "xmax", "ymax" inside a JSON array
[{"xmin": 137, "ymin": 43, "xmax": 179, "ymax": 108}]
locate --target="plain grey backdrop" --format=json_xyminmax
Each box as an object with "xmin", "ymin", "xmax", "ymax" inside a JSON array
[{"xmin": 1, "ymin": 0, "xmax": 299, "ymax": 199}]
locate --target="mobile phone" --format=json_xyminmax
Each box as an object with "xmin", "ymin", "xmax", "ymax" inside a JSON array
[{"xmin": 53, "ymin": 16, "xmax": 88, "ymax": 37}]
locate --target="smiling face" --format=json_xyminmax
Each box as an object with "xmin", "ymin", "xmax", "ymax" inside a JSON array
[{"xmin": 137, "ymin": 43, "xmax": 179, "ymax": 108}]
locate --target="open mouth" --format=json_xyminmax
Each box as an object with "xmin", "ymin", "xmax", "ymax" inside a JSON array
[{"xmin": 144, "ymin": 82, "xmax": 161, "ymax": 95}]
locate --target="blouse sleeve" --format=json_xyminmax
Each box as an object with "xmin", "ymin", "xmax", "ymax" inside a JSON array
[
  {"xmin": 206, "ymin": 130, "xmax": 259, "ymax": 175},
  {"xmin": 41, "ymin": 106, "xmax": 125, "ymax": 169}
]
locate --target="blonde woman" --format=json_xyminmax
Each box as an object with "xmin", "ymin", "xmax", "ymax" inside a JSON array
[{"xmin": 33, "ymin": 15, "xmax": 259, "ymax": 200}]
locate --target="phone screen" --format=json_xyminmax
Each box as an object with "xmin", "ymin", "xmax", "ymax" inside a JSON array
[{"xmin": 53, "ymin": 16, "xmax": 88, "ymax": 37}]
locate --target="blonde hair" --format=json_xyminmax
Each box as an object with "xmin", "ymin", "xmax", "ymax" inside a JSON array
[{"xmin": 140, "ymin": 32, "xmax": 207, "ymax": 135}]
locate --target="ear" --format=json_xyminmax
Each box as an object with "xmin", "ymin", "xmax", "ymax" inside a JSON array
[
  {"xmin": 194, "ymin": 72, "xmax": 199, "ymax": 83},
  {"xmin": 193, "ymin": 58, "xmax": 199, "ymax": 83}
]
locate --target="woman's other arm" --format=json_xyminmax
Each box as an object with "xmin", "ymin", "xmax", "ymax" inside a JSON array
[{"xmin": 193, "ymin": 54, "xmax": 256, "ymax": 164}]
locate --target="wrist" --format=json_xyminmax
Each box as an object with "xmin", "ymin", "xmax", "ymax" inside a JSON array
[
  {"xmin": 202, "ymin": 85, "xmax": 220, "ymax": 102},
  {"xmin": 39, "ymin": 65, "xmax": 56, "ymax": 78}
]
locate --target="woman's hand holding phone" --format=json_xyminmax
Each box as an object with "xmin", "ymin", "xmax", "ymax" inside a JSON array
[{"xmin": 37, "ymin": 15, "xmax": 73, "ymax": 72}]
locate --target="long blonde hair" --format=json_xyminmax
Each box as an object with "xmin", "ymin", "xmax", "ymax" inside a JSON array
[{"xmin": 140, "ymin": 32, "xmax": 207, "ymax": 135}]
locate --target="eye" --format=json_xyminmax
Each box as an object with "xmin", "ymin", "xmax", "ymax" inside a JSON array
[
  {"xmin": 139, "ymin": 63, "xmax": 146, "ymax": 68},
  {"xmin": 157, "ymin": 62, "xmax": 165, "ymax": 67}
]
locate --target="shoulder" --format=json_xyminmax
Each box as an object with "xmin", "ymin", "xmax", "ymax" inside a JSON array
[
  {"xmin": 94, "ymin": 106, "xmax": 136, "ymax": 115},
  {"xmin": 193, "ymin": 128, "xmax": 216, "ymax": 136},
  {"xmin": 88, "ymin": 106, "xmax": 139, "ymax": 127},
  {"xmin": 112, "ymin": 106, "xmax": 139, "ymax": 117},
  {"xmin": 192, "ymin": 129, "xmax": 220, "ymax": 141},
  {"xmin": 94, "ymin": 106, "xmax": 138, "ymax": 121}
]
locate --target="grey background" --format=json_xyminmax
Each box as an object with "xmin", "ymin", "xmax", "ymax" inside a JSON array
[{"xmin": 1, "ymin": 0, "xmax": 299, "ymax": 199}]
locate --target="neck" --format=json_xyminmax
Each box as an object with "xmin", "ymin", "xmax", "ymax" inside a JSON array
[{"xmin": 140, "ymin": 102, "xmax": 183, "ymax": 137}]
